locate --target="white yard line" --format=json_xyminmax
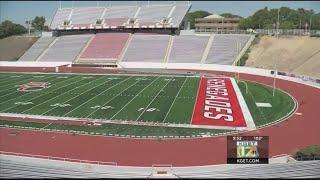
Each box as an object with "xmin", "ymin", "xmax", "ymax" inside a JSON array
[
  {"xmin": 230, "ymin": 78, "xmax": 255, "ymax": 130},
  {"xmin": 38, "ymin": 77, "xmax": 106, "ymax": 115},
  {"xmin": 85, "ymin": 77, "xmax": 140, "ymax": 118},
  {"xmin": 63, "ymin": 77, "xmax": 131, "ymax": 117},
  {"xmin": 189, "ymin": 76, "xmax": 202, "ymax": 125},
  {"xmin": 110, "ymin": 77, "xmax": 160, "ymax": 120},
  {"xmin": 162, "ymin": 77, "xmax": 188, "ymax": 123},
  {"xmin": 6, "ymin": 76, "xmax": 84, "ymax": 113},
  {"xmin": 40, "ymin": 76, "xmax": 107, "ymax": 116},
  {"xmin": 135, "ymin": 77, "xmax": 173, "ymax": 121},
  {"xmin": 0, "ymin": 75, "xmax": 60, "ymax": 105},
  {"xmin": 40, "ymin": 122, "xmax": 54, "ymax": 130}
]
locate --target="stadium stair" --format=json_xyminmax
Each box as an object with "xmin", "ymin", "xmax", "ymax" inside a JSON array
[
  {"xmin": 201, "ymin": 33, "xmax": 215, "ymax": 64},
  {"xmin": 232, "ymin": 35, "xmax": 255, "ymax": 66},
  {"xmin": 164, "ymin": 35, "xmax": 174, "ymax": 63},
  {"xmin": 118, "ymin": 33, "xmax": 133, "ymax": 63}
]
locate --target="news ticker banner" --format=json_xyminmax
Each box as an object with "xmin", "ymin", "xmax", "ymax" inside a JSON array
[{"xmin": 227, "ymin": 136, "xmax": 269, "ymax": 164}]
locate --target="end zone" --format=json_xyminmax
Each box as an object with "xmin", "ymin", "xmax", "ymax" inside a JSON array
[{"xmin": 191, "ymin": 77, "xmax": 255, "ymax": 130}]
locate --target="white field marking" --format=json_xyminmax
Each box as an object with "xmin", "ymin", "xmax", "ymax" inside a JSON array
[
  {"xmin": 90, "ymin": 105, "xmax": 101, "ymax": 109},
  {"xmin": 107, "ymin": 77, "xmax": 120, "ymax": 80},
  {"xmin": 85, "ymin": 76, "xmax": 140, "ymax": 118},
  {"xmin": 14, "ymin": 102, "xmax": 34, "ymax": 105},
  {"xmin": 256, "ymin": 102, "xmax": 272, "ymax": 107},
  {"xmin": 231, "ymin": 78, "xmax": 255, "ymax": 130},
  {"xmin": 135, "ymin": 77, "xmax": 173, "ymax": 121},
  {"xmin": 39, "ymin": 76, "xmax": 106, "ymax": 115},
  {"xmin": 63, "ymin": 77, "xmax": 130, "ymax": 117},
  {"xmin": 40, "ymin": 122, "xmax": 54, "ymax": 130},
  {"xmin": 8, "ymin": 76, "xmax": 84, "ymax": 113},
  {"xmin": 101, "ymin": 106, "xmax": 114, "ymax": 110},
  {"xmin": 56, "ymin": 76, "xmax": 69, "ymax": 79},
  {"xmin": 295, "ymin": 112, "xmax": 302, "ymax": 116},
  {"xmin": 9, "ymin": 75, "xmax": 21, "ymax": 77},
  {"xmin": 189, "ymin": 77, "xmax": 202, "ymax": 125},
  {"xmin": 0, "ymin": 75, "xmax": 60, "ymax": 105},
  {"xmin": 110, "ymin": 77, "xmax": 160, "ymax": 120},
  {"xmin": 162, "ymin": 77, "xmax": 188, "ymax": 123},
  {"xmin": 135, "ymin": 77, "xmax": 149, "ymax": 81},
  {"xmin": 42, "ymin": 76, "xmax": 109, "ymax": 115},
  {"xmin": 50, "ymin": 103, "xmax": 71, "ymax": 107}
]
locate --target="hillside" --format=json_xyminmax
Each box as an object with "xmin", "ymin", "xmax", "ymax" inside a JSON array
[
  {"xmin": 0, "ymin": 36, "xmax": 38, "ymax": 61},
  {"xmin": 245, "ymin": 36, "xmax": 320, "ymax": 79}
]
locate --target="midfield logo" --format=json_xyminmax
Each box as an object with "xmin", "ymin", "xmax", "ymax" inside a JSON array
[{"xmin": 17, "ymin": 82, "xmax": 50, "ymax": 92}]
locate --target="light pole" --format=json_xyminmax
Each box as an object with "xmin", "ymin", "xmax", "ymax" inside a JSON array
[
  {"xmin": 272, "ymin": 8, "xmax": 280, "ymax": 97},
  {"xmin": 309, "ymin": 14, "xmax": 312, "ymax": 35}
]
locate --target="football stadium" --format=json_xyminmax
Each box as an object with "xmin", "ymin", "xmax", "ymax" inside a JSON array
[{"xmin": 0, "ymin": 1, "xmax": 320, "ymax": 178}]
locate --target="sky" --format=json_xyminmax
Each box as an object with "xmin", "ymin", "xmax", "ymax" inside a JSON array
[{"xmin": 0, "ymin": 1, "xmax": 319, "ymax": 26}]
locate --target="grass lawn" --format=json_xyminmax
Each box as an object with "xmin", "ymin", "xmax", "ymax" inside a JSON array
[{"xmin": 238, "ymin": 80, "xmax": 296, "ymax": 126}]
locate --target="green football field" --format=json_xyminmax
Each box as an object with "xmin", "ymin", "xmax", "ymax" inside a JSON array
[
  {"xmin": 0, "ymin": 73, "xmax": 199, "ymax": 125},
  {"xmin": 0, "ymin": 72, "xmax": 296, "ymax": 137}
]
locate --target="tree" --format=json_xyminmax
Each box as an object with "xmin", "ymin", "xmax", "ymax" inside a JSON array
[
  {"xmin": 237, "ymin": 6, "xmax": 320, "ymax": 30},
  {"xmin": 238, "ymin": 17, "xmax": 253, "ymax": 29},
  {"xmin": 0, "ymin": 20, "xmax": 27, "ymax": 39},
  {"xmin": 31, "ymin": 16, "xmax": 46, "ymax": 31}
]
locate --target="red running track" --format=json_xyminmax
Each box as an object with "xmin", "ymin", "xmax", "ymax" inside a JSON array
[{"xmin": 0, "ymin": 71, "xmax": 319, "ymax": 167}]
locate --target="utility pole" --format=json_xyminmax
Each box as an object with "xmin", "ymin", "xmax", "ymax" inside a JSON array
[
  {"xmin": 0, "ymin": 1, "xmax": 2, "ymax": 23},
  {"xmin": 59, "ymin": 1, "xmax": 62, "ymax": 9},
  {"xmin": 309, "ymin": 15, "xmax": 312, "ymax": 34},
  {"xmin": 273, "ymin": 8, "xmax": 280, "ymax": 97}
]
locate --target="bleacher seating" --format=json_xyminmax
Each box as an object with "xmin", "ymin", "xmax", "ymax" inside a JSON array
[
  {"xmin": 205, "ymin": 34, "xmax": 252, "ymax": 65},
  {"xmin": 170, "ymin": 3, "xmax": 191, "ymax": 27},
  {"xmin": 168, "ymin": 35, "xmax": 209, "ymax": 63},
  {"xmin": 38, "ymin": 35, "xmax": 92, "ymax": 62},
  {"xmin": 103, "ymin": 6, "xmax": 139, "ymax": 26},
  {"xmin": 70, "ymin": 7, "xmax": 105, "ymax": 27},
  {"xmin": 122, "ymin": 34, "xmax": 170, "ymax": 63},
  {"xmin": 137, "ymin": 5, "xmax": 173, "ymax": 25},
  {"xmin": 50, "ymin": 8, "xmax": 72, "ymax": 29},
  {"xmin": 19, "ymin": 37, "xmax": 55, "ymax": 61},
  {"xmin": 49, "ymin": 3, "xmax": 191, "ymax": 30},
  {"xmin": 80, "ymin": 33, "xmax": 130, "ymax": 61},
  {"xmin": 1, "ymin": 154, "xmax": 320, "ymax": 178}
]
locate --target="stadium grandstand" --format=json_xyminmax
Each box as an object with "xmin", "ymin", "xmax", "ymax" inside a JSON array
[{"xmin": 13, "ymin": 1, "xmax": 255, "ymax": 67}]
